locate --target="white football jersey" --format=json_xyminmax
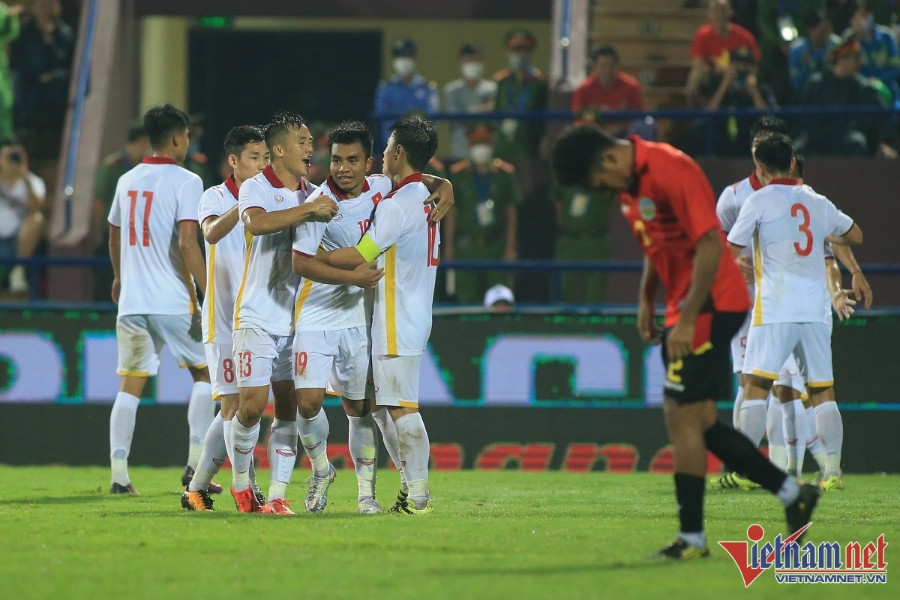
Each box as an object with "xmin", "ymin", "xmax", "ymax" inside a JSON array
[
  {"xmin": 727, "ymin": 179, "xmax": 854, "ymax": 325},
  {"xmin": 717, "ymin": 172, "xmax": 762, "ymax": 297},
  {"xmin": 107, "ymin": 157, "xmax": 203, "ymax": 316},
  {"xmin": 362, "ymin": 173, "xmax": 439, "ymax": 356},
  {"xmin": 234, "ymin": 166, "xmax": 313, "ymax": 336},
  {"xmin": 199, "ymin": 176, "xmax": 246, "ymax": 344},
  {"xmin": 292, "ymin": 174, "xmax": 393, "ymax": 331}
]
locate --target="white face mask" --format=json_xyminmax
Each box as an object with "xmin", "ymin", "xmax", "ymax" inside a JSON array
[
  {"xmin": 393, "ymin": 57, "xmax": 416, "ymax": 77},
  {"xmin": 469, "ymin": 144, "xmax": 493, "ymax": 166},
  {"xmin": 461, "ymin": 61, "xmax": 484, "ymax": 80}
]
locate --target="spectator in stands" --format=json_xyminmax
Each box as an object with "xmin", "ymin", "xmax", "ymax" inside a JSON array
[
  {"xmin": 789, "ymin": 9, "xmax": 843, "ymax": 91},
  {"xmin": 483, "ymin": 284, "xmax": 515, "ymax": 312},
  {"xmin": 551, "ymin": 180, "xmax": 615, "ymax": 304},
  {"xmin": 700, "ymin": 46, "xmax": 777, "ymax": 155},
  {"xmin": 11, "ymin": 0, "xmax": 74, "ymax": 153},
  {"xmin": 373, "ymin": 38, "xmax": 439, "ymax": 149},
  {"xmin": 687, "ymin": 0, "xmax": 762, "ymax": 106},
  {"xmin": 444, "ymin": 44, "xmax": 497, "ymax": 161},
  {"xmin": 846, "ymin": 0, "xmax": 900, "ymax": 103},
  {"xmin": 493, "ymin": 28, "xmax": 548, "ymax": 159},
  {"xmin": 794, "ymin": 37, "xmax": 897, "ymax": 156},
  {"xmin": 90, "ymin": 121, "xmax": 150, "ymax": 300},
  {"xmin": 445, "ymin": 125, "xmax": 522, "ymax": 304},
  {"xmin": 0, "ymin": 140, "xmax": 46, "ymax": 293},
  {"xmin": 0, "ymin": 3, "xmax": 22, "ymax": 143},
  {"xmin": 571, "ymin": 45, "xmax": 645, "ymax": 138}
]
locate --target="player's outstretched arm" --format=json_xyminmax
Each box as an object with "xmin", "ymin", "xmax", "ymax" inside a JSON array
[
  {"xmin": 832, "ymin": 242, "xmax": 872, "ymax": 309},
  {"xmin": 201, "ymin": 205, "xmax": 240, "ymax": 244},
  {"xmin": 178, "ymin": 220, "xmax": 207, "ymax": 295},
  {"xmin": 293, "ymin": 252, "xmax": 383, "ymax": 288}
]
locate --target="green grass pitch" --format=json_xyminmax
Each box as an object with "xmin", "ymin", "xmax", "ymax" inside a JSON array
[{"xmin": 0, "ymin": 467, "xmax": 896, "ymax": 599}]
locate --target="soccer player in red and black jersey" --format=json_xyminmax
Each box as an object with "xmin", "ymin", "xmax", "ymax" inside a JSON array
[{"xmin": 552, "ymin": 125, "xmax": 821, "ymax": 560}]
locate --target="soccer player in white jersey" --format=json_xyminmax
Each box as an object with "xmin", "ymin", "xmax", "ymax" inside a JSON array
[
  {"xmin": 318, "ymin": 116, "xmax": 441, "ymax": 514},
  {"xmin": 181, "ymin": 125, "xmax": 268, "ymax": 511},
  {"xmin": 229, "ymin": 112, "xmax": 374, "ymax": 515},
  {"xmin": 107, "ymin": 104, "xmax": 211, "ymax": 494},
  {"xmin": 727, "ymin": 133, "xmax": 863, "ymax": 491}
]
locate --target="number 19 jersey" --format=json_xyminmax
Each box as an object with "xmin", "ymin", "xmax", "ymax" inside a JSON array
[
  {"xmin": 107, "ymin": 157, "xmax": 204, "ymax": 316},
  {"xmin": 727, "ymin": 179, "xmax": 854, "ymax": 324}
]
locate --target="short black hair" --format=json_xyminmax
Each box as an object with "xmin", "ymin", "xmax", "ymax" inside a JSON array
[
  {"xmin": 0, "ymin": 138, "xmax": 20, "ymax": 152},
  {"xmin": 143, "ymin": 104, "xmax": 190, "ymax": 150},
  {"xmin": 804, "ymin": 9, "xmax": 830, "ymax": 31},
  {"xmin": 127, "ymin": 121, "xmax": 147, "ymax": 143},
  {"xmin": 329, "ymin": 121, "xmax": 374, "ymax": 158},
  {"xmin": 552, "ymin": 124, "xmax": 618, "ymax": 186},
  {"xmin": 792, "ymin": 154, "xmax": 805, "ymax": 178},
  {"xmin": 753, "ymin": 133, "xmax": 794, "ymax": 173},
  {"xmin": 459, "ymin": 43, "xmax": 482, "ymax": 57},
  {"xmin": 749, "ymin": 115, "xmax": 789, "ymax": 146},
  {"xmin": 389, "ymin": 116, "xmax": 438, "ymax": 171},
  {"xmin": 590, "ymin": 45, "xmax": 619, "ymax": 63},
  {"xmin": 223, "ymin": 125, "xmax": 265, "ymax": 159},
  {"xmin": 264, "ymin": 111, "xmax": 307, "ymax": 154}
]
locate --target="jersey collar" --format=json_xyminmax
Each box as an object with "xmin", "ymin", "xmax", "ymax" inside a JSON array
[
  {"xmin": 769, "ymin": 177, "xmax": 802, "ymax": 186},
  {"xmin": 263, "ymin": 165, "xmax": 307, "ymax": 192},
  {"xmin": 386, "ymin": 172, "xmax": 423, "ymax": 198},
  {"xmin": 142, "ymin": 156, "xmax": 177, "ymax": 165},
  {"xmin": 326, "ymin": 175, "xmax": 370, "ymax": 200},
  {"xmin": 224, "ymin": 174, "xmax": 240, "ymax": 200},
  {"xmin": 748, "ymin": 170, "xmax": 764, "ymax": 190}
]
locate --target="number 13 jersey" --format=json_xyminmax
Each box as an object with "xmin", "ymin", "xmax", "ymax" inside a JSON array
[
  {"xmin": 727, "ymin": 178, "xmax": 854, "ymax": 325},
  {"xmin": 107, "ymin": 157, "xmax": 203, "ymax": 316}
]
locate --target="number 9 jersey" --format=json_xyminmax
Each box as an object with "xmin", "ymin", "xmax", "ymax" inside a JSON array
[
  {"xmin": 727, "ymin": 178, "xmax": 854, "ymax": 325},
  {"xmin": 107, "ymin": 157, "xmax": 204, "ymax": 316}
]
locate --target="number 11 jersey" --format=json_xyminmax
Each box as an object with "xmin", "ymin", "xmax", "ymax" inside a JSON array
[{"xmin": 107, "ymin": 157, "xmax": 204, "ymax": 316}]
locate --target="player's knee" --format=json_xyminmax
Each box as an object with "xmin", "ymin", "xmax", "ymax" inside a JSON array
[{"xmin": 342, "ymin": 398, "xmax": 370, "ymax": 417}]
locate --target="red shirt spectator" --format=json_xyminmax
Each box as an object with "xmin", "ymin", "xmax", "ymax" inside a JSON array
[
  {"xmin": 572, "ymin": 46, "xmax": 644, "ymax": 135},
  {"xmin": 691, "ymin": 22, "xmax": 761, "ymax": 69}
]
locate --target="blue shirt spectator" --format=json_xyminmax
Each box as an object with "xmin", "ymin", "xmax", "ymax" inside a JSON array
[
  {"xmin": 373, "ymin": 38, "xmax": 439, "ymax": 149},
  {"xmin": 846, "ymin": 1, "xmax": 900, "ymax": 101},
  {"xmin": 789, "ymin": 9, "xmax": 842, "ymax": 90}
]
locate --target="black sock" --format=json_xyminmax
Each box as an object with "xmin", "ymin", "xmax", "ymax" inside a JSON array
[
  {"xmin": 674, "ymin": 472, "xmax": 705, "ymax": 534},
  {"xmin": 703, "ymin": 419, "xmax": 787, "ymax": 493}
]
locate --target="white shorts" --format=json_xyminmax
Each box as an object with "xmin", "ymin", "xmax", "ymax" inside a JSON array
[
  {"xmin": 743, "ymin": 322, "xmax": 833, "ymax": 387},
  {"xmin": 205, "ymin": 342, "xmax": 238, "ymax": 398},
  {"xmin": 372, "ymin": 354, "xmax": 421, "ymax": 408},
  {"xmin": 293, "ymin": 327, "xmax": 369, "ymax": 400},
  {"xmin": 116, "ymin": 314, "xmax": 206, "ymax": 376},
  {"xmin": 729, "ymin": 311, "xmax": 751, "ymax": 373},
  {"xmin": 232, "ymin": 328, "xmax": 293, "ymax": 387},
  {"xmin": 775, "ymin": 353, "xmax": 805, "ymax": 394}
]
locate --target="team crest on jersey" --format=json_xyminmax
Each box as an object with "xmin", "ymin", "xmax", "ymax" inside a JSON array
[
  {"xmin": 638, "ymin": 197, "xmax": 656, "ymax": 221},
  {"xmin": 274, "ymin": 195, "xmax": 284, "ymax": 203}
]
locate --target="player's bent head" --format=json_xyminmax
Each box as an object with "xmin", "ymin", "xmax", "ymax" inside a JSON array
[
  {"xmin": 389, "ymin": 116, "xmax": 438, "ymax": 172},
  {"xmin": 752, "ymin": 133, "xmax": 793, "ymax": 175},
  {"xmin": 224, "ymin": 125, "xmax": 265, "ymax": 160},
  {"xmin": 552, "ymin": 124, "xmax": 617, "ymax": 187},
  {"xmin": 749, "ymin": 115, "xmax": 789, "ymax": 148},
  {"xmin": 265, "ymin": 111, "xmax": 307, "ymax": 155},
  {"xmin": 329, "ymin": 121, "xmax": 374, "ymax": 159},
  {"xmin": 143, "ymin": 104, "xmax": 190, "ymax": 151}
]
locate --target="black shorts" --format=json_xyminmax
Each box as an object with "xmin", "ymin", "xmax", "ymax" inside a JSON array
[{"xmin": 660, "ymin": 310, "xmax": 747, "ymax": 404}]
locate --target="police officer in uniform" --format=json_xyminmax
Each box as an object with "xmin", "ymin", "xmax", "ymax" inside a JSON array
[
  {"xmin": 493, "ymin": 28, "xmax": 548, "ymax": 159},
  {"xmin": 445, "ymin": 125, "xmax": 522, "ymax": 304},
  {"xmin": 373, "ymin": 38, "xmax": 439, "ymax": 150}
]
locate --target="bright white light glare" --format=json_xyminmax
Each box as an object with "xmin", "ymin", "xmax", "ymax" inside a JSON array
[{"xmin": 560, "ymin": 37, "xmax": 570, "ymax": 47}]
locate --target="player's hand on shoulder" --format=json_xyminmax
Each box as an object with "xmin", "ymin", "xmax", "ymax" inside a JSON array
[
  {"xmin": 351, "ymin": 261, "xmax": 384, "ymax": 289},
  {"xmin": 310, "ymin": 196, "xmax": 338, "ymax": 221},
  {"xmin": 426, "ymin": 182, "xmax": 455, "ymax": 222}
]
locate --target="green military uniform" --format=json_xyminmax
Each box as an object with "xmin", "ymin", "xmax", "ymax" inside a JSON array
[
  {"xmin": 0, "ymin": 4, "xmax": 21, "ymax": 141},
  {"xmin": 184, "ymin": 150, "xmax": 215, "ymax": 189},
  {"xmin": 493, "ymin": 68, "xmax": 548, "ymax": 159},
  {"xmin": 93, "ymin": 150, "xmax": 139, "ymax": 300},
  {"xmin": 552, "ymin": 182, "xmax": 615, "ymax": 304},
  {"xmin": 448, "ymin": 158, "xmax": 522, "ymax": 303}
]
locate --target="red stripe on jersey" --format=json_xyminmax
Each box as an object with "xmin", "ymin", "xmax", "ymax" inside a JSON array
[
  {"xmin": 385, "ymin": 172, "xmax": 423, "ymax": 199},
  {"xmin": 142, "ymin": 156, "xmax": 177, "ymax": 165},
  {"xmin": 225, "ymin": 175, "xmax": 240, "ymax": 199},
  {"xmin": 292, "ymin": 249, "xmax": 315, "ymax": 258},
  {"xmin": 326, "ymin": 175, "xmax": 370, "ymax": 200},
  {"xmin": 263, "ymin": 165, "xmax": 285, "ymax": 188}
]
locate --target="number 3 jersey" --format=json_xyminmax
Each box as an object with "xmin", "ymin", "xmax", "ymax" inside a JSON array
[
  {"xmin": 727, "ymin": 178, "xmax": 854, "ymax": 325},
  {"xmin": 107, "ymin": 157, "xmax": 204, "ymax": 316},
  {"xmin": 292, "ymin": 174, "xmax": 393, "ymax": 332}
]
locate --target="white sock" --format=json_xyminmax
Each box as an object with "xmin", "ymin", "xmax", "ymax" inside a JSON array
[
  {"xmin": 766, "ymin": 399, "xmax": 786, "ymax": 469},
  {"xmin": 679, "ymin": 531, "xmax": 707, "ymax": 549},
  {"xmin": 267, "ymin": 419, "xmax": 298, "ymax": 501},
  {"xmin": 394, "ymin": 412, "xmax": 430, "ymax": 504},
  {"xmin": 738, "ymin": 399, "xmax": 768, "ymax": 446},
  {"xmin": 782, "ymin": 399, "xmax": 807, "ymax": 477},
  {"xmin": 110, "ymin": 392, "xmax": 140, "ymax": 485},
  {"xmin": 186, "ymin": 381, "xmax": 214, "ymax": 469},
  {"xmin": 299, "ymin": 409, "xmax": 331, "ymax": 477},
  {"xmin": 230, "ymin": 418, "xmax": 260, "ymax": 491},
  {"xmin": 222, "ymin": 417, "xmax": 235, "ymax": 465},
  {"xmin": 776, "ymin": 476, "xmax": 800, "ymax": 507},
  {"xmin": 731, "ymin": 385, "xmax": 745, "ymax": 429},
  {"xmin": 348, "ymin": 413, "xmax": 378, "ymax": 499},
  {"xmin": 814, "ymin": 401, "xmax": 843, "ymax": 478},
  {"xmin": 805, "ymin": 406, "xmax": 828, "ymax": 473},
  {"xmin": 189, "ymin": 413, "xmax": 226, "ymax": 492},
  {"xmin": 373, "ymin": 408, "xmax": 407, "ymax": 491}
]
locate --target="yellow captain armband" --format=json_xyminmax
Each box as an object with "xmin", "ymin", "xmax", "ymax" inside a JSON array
[{"xmin": 356, "ymin": 235, "xmax": 381, "ymax": 262}]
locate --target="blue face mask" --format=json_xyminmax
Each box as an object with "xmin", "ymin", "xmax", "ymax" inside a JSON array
[{"xmin": 508, "ymin": 53, "xmax": 531, "ymax": 72}]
